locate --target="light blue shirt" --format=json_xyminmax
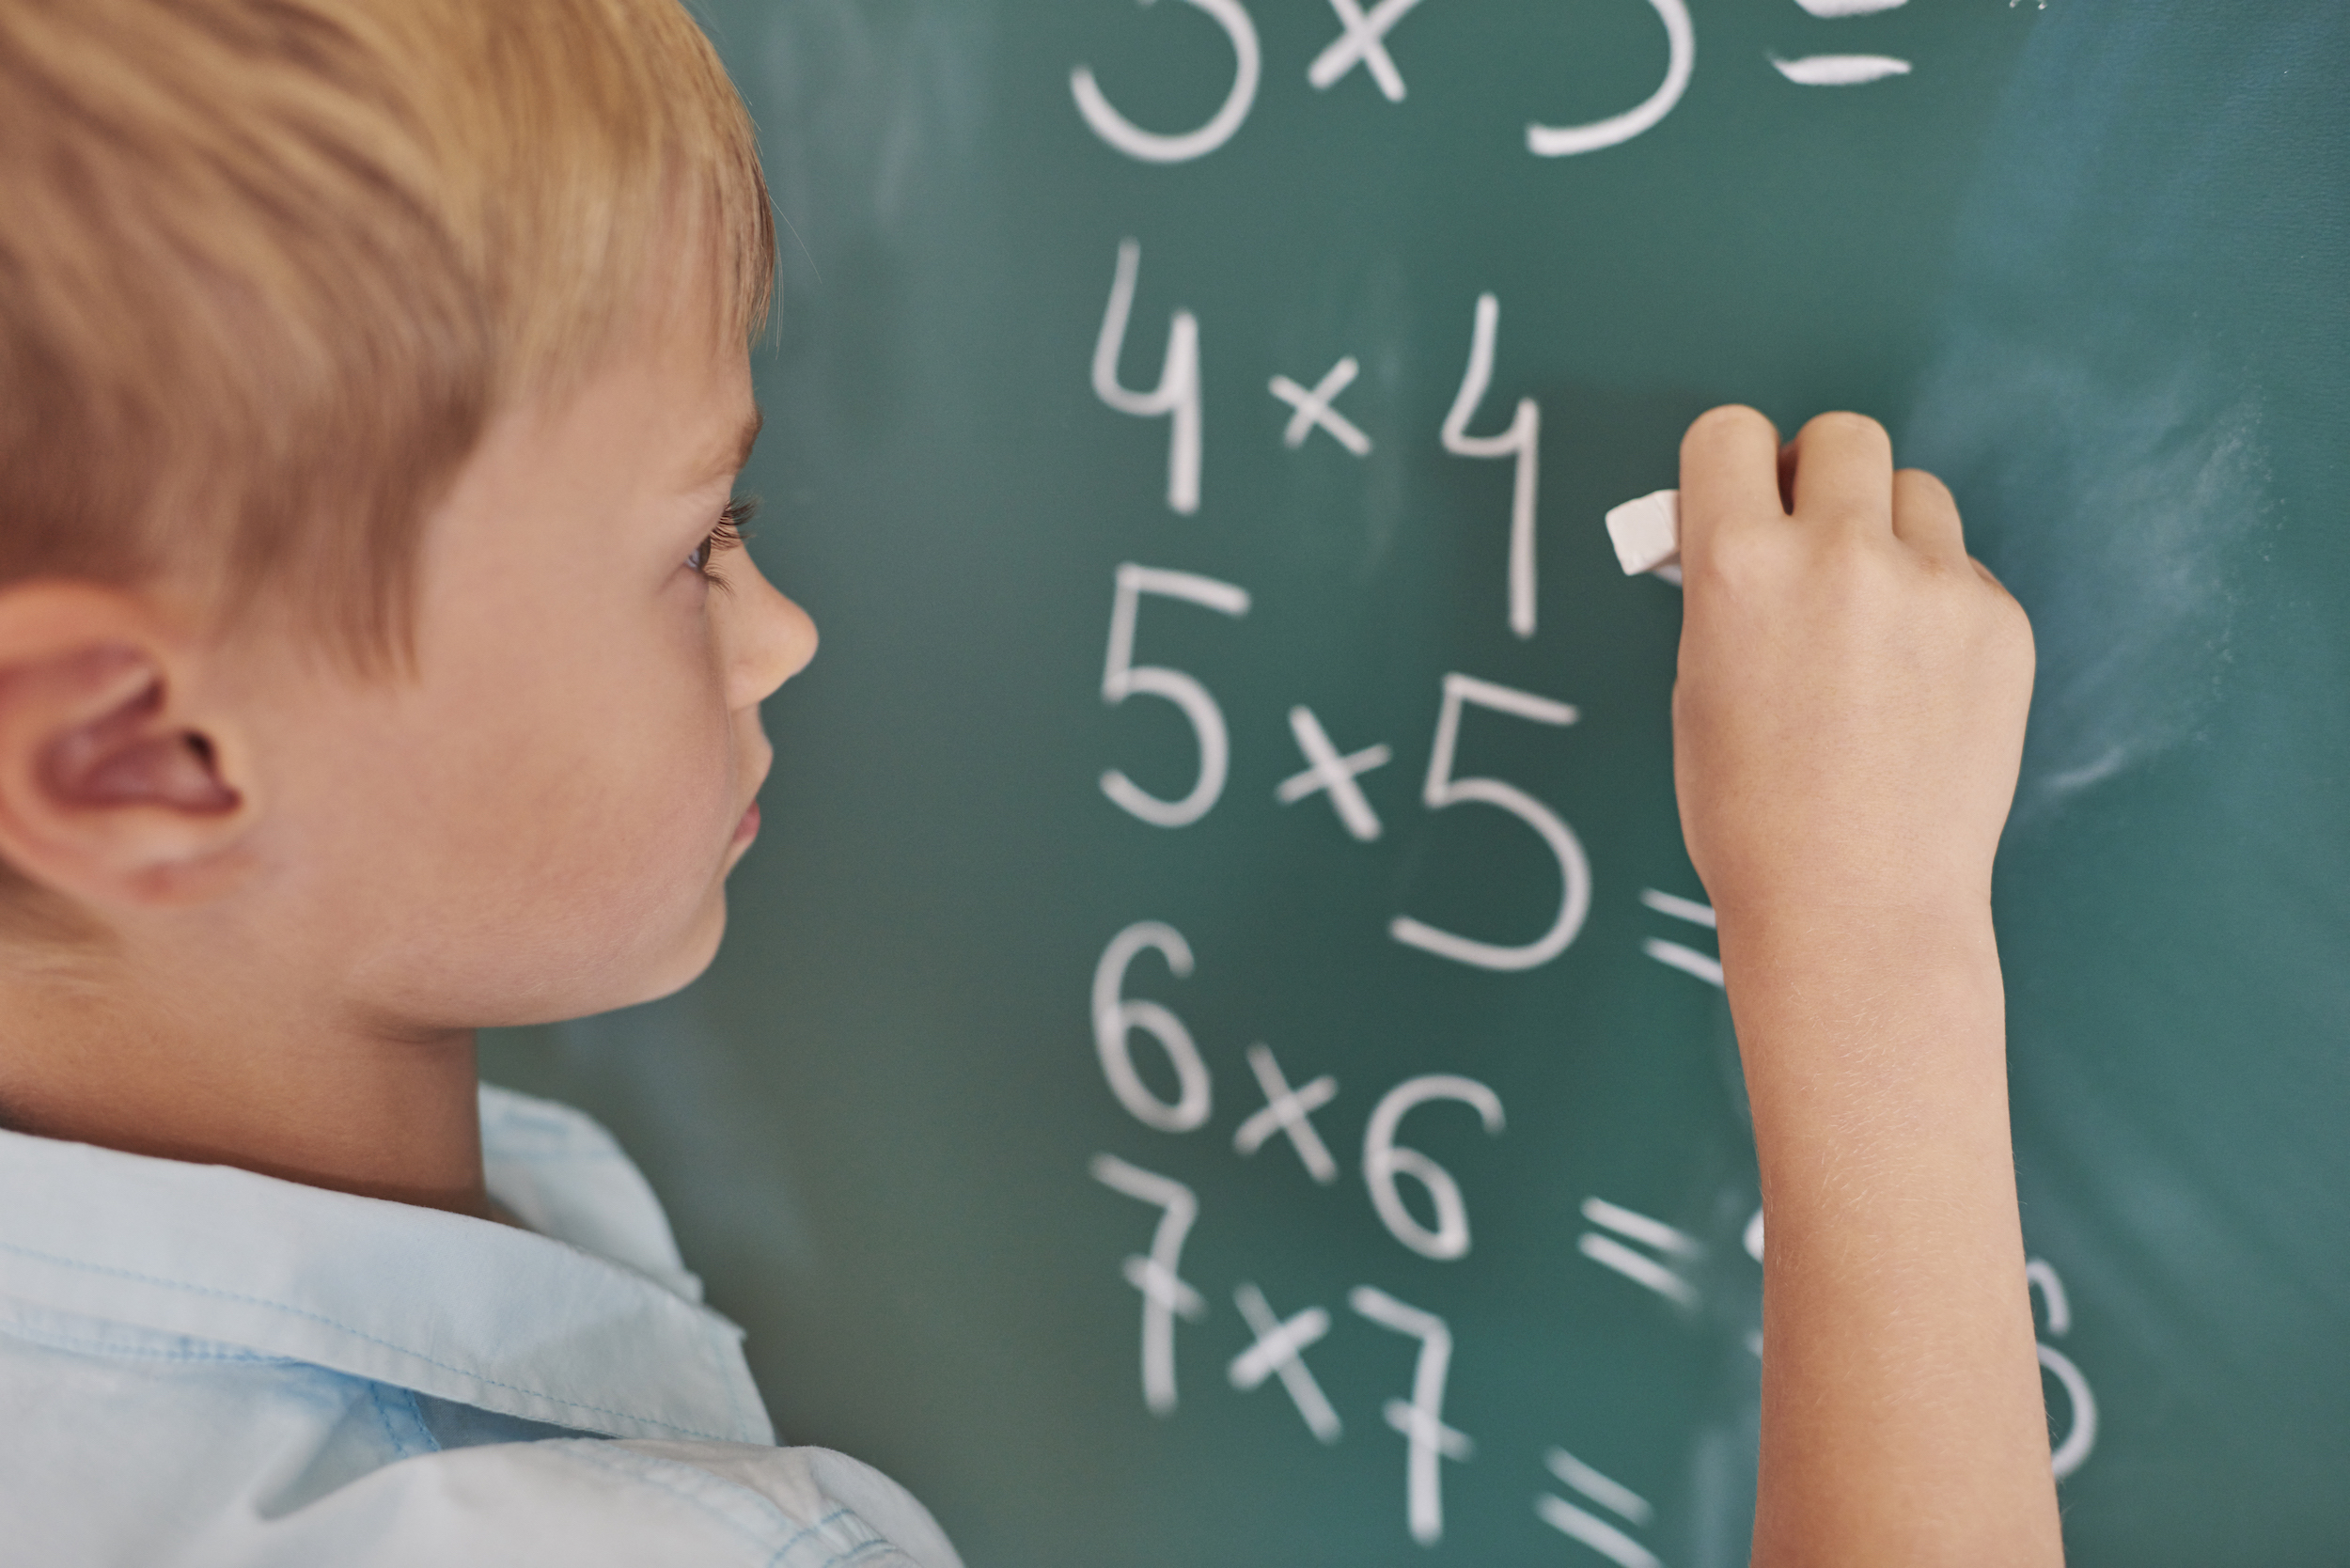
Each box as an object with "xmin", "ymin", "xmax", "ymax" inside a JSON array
[{"xmin": 0, "ymin": 1085, "xmax": 963, "ymax": 1568}]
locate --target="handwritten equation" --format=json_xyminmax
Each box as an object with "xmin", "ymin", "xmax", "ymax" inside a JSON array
[
  {"xmin": 1067, "ymin": 8, "xmax": 2089, "ymax": 1552},
  {"xmin": 1088, "ymin": 939, "xmax": 2099, "ymax": 1551},
  {"xmin": 1089, "ymin": 917, "xmax": 1682, "ymax": 1555},
  {"xmin": 1072, "ymin": 0, "xmax": 1931, "ymax": 169}
]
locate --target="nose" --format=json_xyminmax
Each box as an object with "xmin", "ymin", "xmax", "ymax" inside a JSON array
[{"xmin": 723, "ymin": 546, "xmax": 818, "ymax": 711}]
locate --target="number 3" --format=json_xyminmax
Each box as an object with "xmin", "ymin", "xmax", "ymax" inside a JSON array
[{"xmin": 1390, "ymin": 673, "xmax": 1590, "ymax": 971}]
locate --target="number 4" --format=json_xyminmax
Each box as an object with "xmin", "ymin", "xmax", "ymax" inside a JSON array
[
  {"xmin": 1390, "ymin": 673, "xmax": 1590, "ymax": 971},
  {"xmin": 1092, "ymin": 240, "xmax": 1203, "ymax": 514}
]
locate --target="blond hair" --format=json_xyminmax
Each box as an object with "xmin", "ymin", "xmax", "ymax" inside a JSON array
[{"xmin": 0, "ymin": 0, "xmax": 776, "ymax": 666}]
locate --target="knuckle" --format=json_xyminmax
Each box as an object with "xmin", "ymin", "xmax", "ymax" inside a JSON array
[
  {"xmin": 1995, "ymin": 589, "xmax": 2036, "ymax": 658},
  {"xmin": 1684, "ymin": 403, "xmax": 1774, "ymax": 448},
  {"xmin": 1802, "ymin": 410, "xmax": 1889, "ymax": 447},
  {"xmin": 1802, "ymin": 538, "xmax": 1925, "ymax": 630},
  {"xmin": 1825, "ymin": 537, "xmax": 1903, "ymax": 599},
  {"xmin": 1693, "ymin": 521, "xmax": 1778, "ymax": 587},
  {"xmin": 1814, "ymin": 494, "xmax": 1884, "ymax": 531},
  {"xmin": 1896, "ymin": 465, "xmax": 1955, "ymax": 506}
]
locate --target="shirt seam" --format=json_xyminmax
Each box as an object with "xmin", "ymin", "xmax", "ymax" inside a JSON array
[
  {"xmin": 707, "ymin": 1302, "xmax": 758, "ymax": 1440},
  {"xmin": 759, "ymin": 1506, "xmax": 856, "ymax": 1565},
  {"xmin": 555, "ymin": 1441, "xmax": 853, "ymax": 1560},
  {"xmin": 811, "ymin": 1539, "xmax": 906, "ymax": 1568},
  {"xmin": 770, "ymin": 1529, "xmax": 901, "ymax": 1568},
  {"xmin": 0, "ymin": 1317, "xmax": 291, "ymax": 1365},
  {"xmin": 368, "ymin": 1382, "xmax": 415, "ymax": 1461},
  {"xmin": 0, "ymin": 1237, "xmax": 737, "ymax": 1442}
]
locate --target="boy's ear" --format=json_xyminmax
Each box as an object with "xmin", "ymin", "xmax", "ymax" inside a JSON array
[{"xmin": 0, "ymin": 583, "xmax": 256, "ymax": 909}]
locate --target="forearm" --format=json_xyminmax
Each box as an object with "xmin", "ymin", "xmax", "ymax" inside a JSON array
[{"xmin": 1725, "ymin": 902, "xmax": 2062, "ymax": 1568}]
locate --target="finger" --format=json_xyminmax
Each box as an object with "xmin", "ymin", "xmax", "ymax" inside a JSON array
[
  {"xmin": 1967, "ymin": 556, "xmax": 2013, "ymax": 596},
  {"xmin": 1891, "ymin": 467, "xmax": 1966, "ymax": 564},
  {"xmin": 1785, "ymin": 411, "xmax": 1894, "ymax": 534},
  {"xmin": 1679, "ymin": 404, "xmax": 1782, "ymax": 564}
]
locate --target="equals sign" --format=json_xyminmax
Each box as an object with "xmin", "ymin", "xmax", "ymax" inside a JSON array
[
  {"xmin": 1537, "ymin": 1448, "xmax": 1662, "ymax": 1568},
  {"xmin": 1578, "ymin": 1197, "xmax": 1702, "ymax": 1310},
  {"xmin": 1638, "ymin": 888, "xmax": 1719, "ymax": 988}
]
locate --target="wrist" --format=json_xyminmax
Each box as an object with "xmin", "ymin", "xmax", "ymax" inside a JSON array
[
  {"xmin": 1718, "ymin": 895, "xmax": 2009, "ymax": 1108},
  {"xmin": 1712, "ymin": 884, "xmax": 1998, "ymax": 966}
]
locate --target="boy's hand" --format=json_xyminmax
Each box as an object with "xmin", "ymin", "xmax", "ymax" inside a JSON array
[
  {"xmin": 1674, "ymin": 407, "xmax": 2062, "ymax": 1567},
  {"xmin": 1672, "ymin": 407, "xmax": 2034, "ymax": 928}
]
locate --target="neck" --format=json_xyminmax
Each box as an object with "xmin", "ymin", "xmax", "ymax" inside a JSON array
[{"xmin": 0, "ymin": 959, "xmax": 490, "ymax": 1217}]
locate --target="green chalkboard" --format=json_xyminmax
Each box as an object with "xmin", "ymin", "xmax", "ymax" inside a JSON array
[{"xmin": 484, "ymin": 4, "xmax": 2350, "ymax": 1562}]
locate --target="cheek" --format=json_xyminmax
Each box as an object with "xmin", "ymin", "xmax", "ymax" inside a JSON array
[
  {"xmin": 590, "ymin": 707, "xmax": 739, "ymax": 901},
  {"xmin": 358, "ymin": 617, "xmax": 744, "ymax": 1016},
  {"xmin": 542, "ymin": 635, "xmax": 741, "ymax": 922}
]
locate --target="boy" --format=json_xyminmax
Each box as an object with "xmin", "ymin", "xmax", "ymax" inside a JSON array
[
  {"xmin": 0, "ymin": 2, "xmax": 954, "ymax": 1563},
  {"xmin": 0, "ymin": 1, "xmax": 2059, "ymax": 1563}
]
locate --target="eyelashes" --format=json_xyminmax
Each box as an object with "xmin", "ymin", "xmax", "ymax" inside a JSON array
[{"xmin": 688, "ymin": 496, "xmax": 760, "ymax": 583}]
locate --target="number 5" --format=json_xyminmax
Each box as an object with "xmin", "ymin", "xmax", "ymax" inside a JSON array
[
  {"xmin": 1390, "ymin": 673, "xmax": 1590, "ymax": 971},
  {"xmin": 1102, "ymin": 563, "xmax": 1251, "ymax": 828},
  {"xmin": 1071, "ymin": 0, "xmax": 1261, "ymax": 165}
]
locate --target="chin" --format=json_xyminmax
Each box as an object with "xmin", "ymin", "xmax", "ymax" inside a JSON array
[
  {"xmin": 617, "ymin": 890, "xmax": 731, "ymax": 1009},
  {"xmin": 462, "ymin": 879, "xmax": 733, "ymax": 1029}
]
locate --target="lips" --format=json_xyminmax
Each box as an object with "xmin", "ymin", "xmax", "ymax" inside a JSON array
[{"xmin": 732, "ymin": 798, "xmax": 761, "ymax": 846}]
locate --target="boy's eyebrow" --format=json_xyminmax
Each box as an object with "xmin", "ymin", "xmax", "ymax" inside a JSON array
[{"xmin": 688, "ymin": 404, "xmax": 764, "ymax": 488}]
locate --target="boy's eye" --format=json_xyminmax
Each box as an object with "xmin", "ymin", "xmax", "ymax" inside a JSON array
[{"xmin": 688, "ymin": 496, "xmax": 759, "ymax": 578}]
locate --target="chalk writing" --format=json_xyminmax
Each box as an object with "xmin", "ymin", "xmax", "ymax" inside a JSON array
[
  {"xmin": 1774, "ymin": 0, "xmax": 1912, "ymax": 84},
  {"xmin": 1091, "ymin": 1153, "xmax": 1207, "ymax": 1415},
  {"xmin": 1233, "ymin": 1043, "xmax": 1341, "ymax": 1184},
  {"xmin": 1269, "ymin": 355, "xmax": 1373, "ymax": 456},
  {"xmin": 1578, "ymin": 1196, "xmax": 1704, "ymax": 1309},
  {"xmin": 1092, "ymin": 921, "xmax": 1212, "ymax": 1131},
  {"xmin": 2028, "ymin": 1258, "xmax": 2098, "ymax": 1480},
  {"xmin": 1308, "ymin": 0, "xmax": 1429, "ymax": 102},
  {"xmin": 1230, "ymin": 1282, "xmax": 1344, "ymax": 1441},
  {"xmin": 1639, "ymin": 886, "xmax": 1723, "ymax": 988},
  {"xmin": 1391, "ymin": 674, "xmax": 1590, "ymax": 970},
  {"xmin": 1353, "ymin": 1285, "xmax": 1472, "ymax": 1544},
  {"xmin": 1440, "ymin": 294, "xmax": 1543, "ymax": 637},
  {"xmin": 1072, "ymin": 0, "xmax": 1261, "ymax": 165},
  {"xmin": 1100, "ymin": 564, "xmax": 1250, "ymax": 827},
  {"xmin": 1363, "ymin": 1074, "xmax": 1507, "ymax": 1260},
  {"xmin": 1276, "ymin": 705, "xmax": 1390, "ymax": 841},
  {"xmin": 1093, "ymin": 241, "xmax": 1203, "ymax": 513},
  {"xmin": 1528, "ymin": 0, "xmax": 1695, "ymax": 157},
  {"xmin": 1769, "ymin": 54, "xmax": 1911, "ymax": 85},
  {"xmin": 1060, "ymin": 19, "xmax": 2036, "ymax": 1541},
  {"xmin": 1065, "ymin": 0, "xmax": 1945, "ymax": 165},
  {"xmin": 1539, "ymin": 1447, "xmax": 1663, "ymax": 1568}
]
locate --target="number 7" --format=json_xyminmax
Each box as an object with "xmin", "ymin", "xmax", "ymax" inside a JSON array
[{"xmin": 1390, "ymin": 673, "xmax": 1590, "ymax": 971}]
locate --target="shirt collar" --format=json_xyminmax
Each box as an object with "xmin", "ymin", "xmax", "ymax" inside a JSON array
[{"xmin": 0, "ymin": 1086, "xmax": 773, "ymax": 1446}]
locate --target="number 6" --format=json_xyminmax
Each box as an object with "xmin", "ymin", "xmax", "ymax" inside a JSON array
[
  {"xmin": 1363, "ymin": 1075, "xmax": 1505, "ymax": 1261},
  {"xmin": 1101, "ymin": 563, "xmax": 1251, "ymax": 828},
  {"xmin": 1092, "ymin": 922, "xmax": 1213, "ymax": 1132},
  {"xmin": 1391, "ymin": 673, "xmax": 1590, "ymax": 971}
]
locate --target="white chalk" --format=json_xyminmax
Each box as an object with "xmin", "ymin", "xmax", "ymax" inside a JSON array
[{"xmin": 1605, "ymin": 489, "xmax": 1681, "ymax": 581}]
